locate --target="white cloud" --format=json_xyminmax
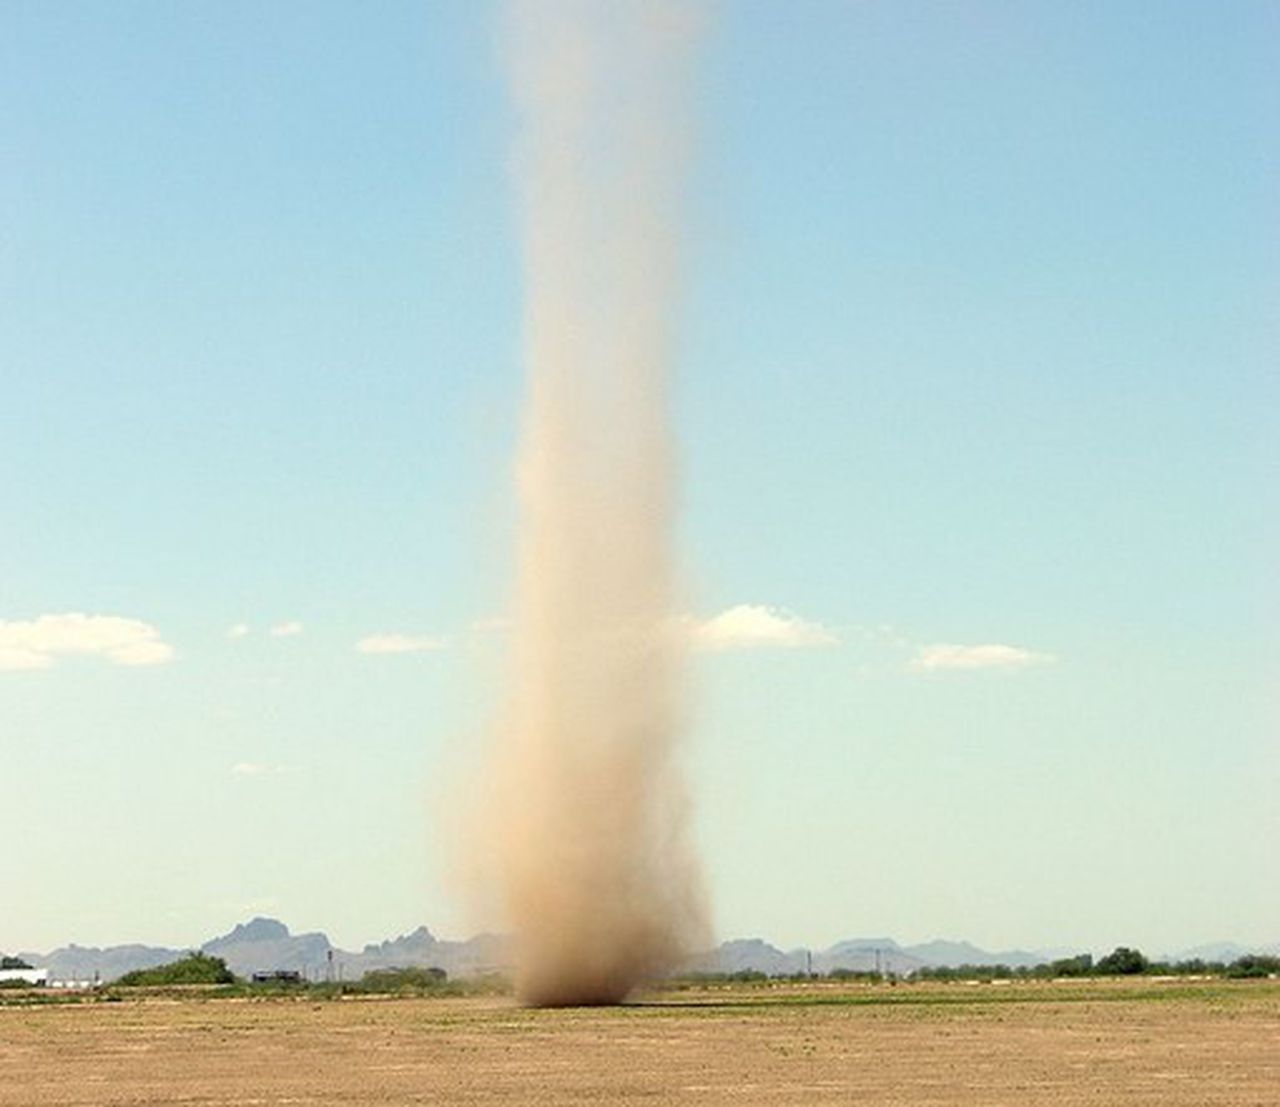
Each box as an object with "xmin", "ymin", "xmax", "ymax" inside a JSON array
[
  {"xmin": 0, "ymin": 645, "xmax": 50, "ymax": 671},
  {"xmin": 231, "ymin": 761, "xmax": 269, "ymax": 776},
  {"xmin": 908, "ymin": 643, "xmax": 1055, "ymax": 672},
  {"xmin": 0, "ymin": 613, "xmax": 174, "ymax": 672},
  {"xmin": 691, "ymin": 605, "xmax": 839, "ymax": 652},
  {"xmin": 356, "ymin": 632, "xmax": 447, "ymax": 655},
  {"xmin": 227, "ymin": 623, "xmax": 250, "ymax": 640},
  {"xmin": 230, "ymin": 761, "xmax": 291, "ymax": 777},
  {"xmin": 269, "ymin": 621, "xmax": 303, "ymax": 638}
]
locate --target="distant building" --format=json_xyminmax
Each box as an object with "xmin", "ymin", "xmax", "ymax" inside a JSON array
[
  {"xmin": 251, "ymin": 970, "xmax": 303, "ymax": 984},
  {"xmin": 0, "ymin": 967, "xmax": 49, "ymax": 986}
]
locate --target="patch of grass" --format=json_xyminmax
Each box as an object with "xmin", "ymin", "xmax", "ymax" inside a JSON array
[{"xmin": 629, "ymin": 977, "xmax": 1280, "ymax": 1014}]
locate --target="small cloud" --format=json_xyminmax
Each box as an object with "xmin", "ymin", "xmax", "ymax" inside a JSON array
[
  {"xmin": 0, "ymin": 613, "xmax": 174, "ymax": 672},
  {"xmin": 691, "ymin": 605, "xmax": 839, "ymax": 652},
  {"xmin": 231, "ymin": 761, "xmax": 270, "ymax": 776},
  {"xmin": 269, "ymin": 621, "xmax": 303, "ymax": 638},
  {"xmin": 356, "ymin": 632, "xmax": 447, "ymax": 655},
  {"xmin": 230, "ymin": 761, "xmax": 291, "ymax": 777},
  {"xmin": 908, "ymin": 643, "xmax": 1055, "ymax": 672},
  {"xmin": 227, "ymin": 623, "xmax": 250, "ymax": 640}
]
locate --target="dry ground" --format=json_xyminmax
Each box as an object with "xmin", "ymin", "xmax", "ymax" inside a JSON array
[{"xmin": 2, "ymin": 978, "xmax": 1277, "ymax": 1105}]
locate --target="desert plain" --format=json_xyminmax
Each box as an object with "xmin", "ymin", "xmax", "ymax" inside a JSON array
[{"xmin": 2, "ymin": 977, "xmax": 1277, "ymax": 1106}]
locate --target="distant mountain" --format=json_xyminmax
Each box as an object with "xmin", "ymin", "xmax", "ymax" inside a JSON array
[
  {"xmin": 696, "ymin": 936, "xmax": 1048, "ymax": 977},
  {"xmin": 1165, "ymin": 941, "xmax": 1250, "ymax": 963},
  {"xmin": 356, "ymin": 925, "xmax": 440, "ymax": 968},
  {"xmin": 1164, "ymin": 941, "xmax": 1280, "ymax": 964},
  {"xmin": 211, "ymin": 917, "xmax": 291, "ymax": 944},
  {"xmin": 202, "ymin": 917, "xmax": 332, "ymax": 977},
  {"xmin": 691, "ymin": 936, "xmax": 1011, "ymax": 977},
  {"xmin": 903, "ymin": 939, "xmax": 1045, "ymax": 969},
  {"xmin": 17, "ymin": 918, "xmax": 510, "ymax": 984},
  {"xmin": 16, "ymin": 920, "xmax": 1275, "ymax": 984},
  {"xmin": 198, "ymin": 918, "xmax": 511, "ymax": 982},
  {"xmin": 1031, "ymin": 947, "xmax": 1089, "ymax": 963},
  {"xmin": 13, "ymin": 925, "xmax": 1045, "ymax": 983},
  {"xmin": 814, "ymin": 938, "xmax": 923, "ymax": 976},
  {"xmin": 351, "ymin": 925, "xmax": 508, "ymax": 978},
  {"xmin": 695, "ymin": 938, "xmax": 806, "ymax": 976},
  {"xmin": 20, "ymin": 943, "xmax": 182, "ymax": 983}
]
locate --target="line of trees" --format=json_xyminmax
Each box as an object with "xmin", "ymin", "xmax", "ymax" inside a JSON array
[
  {"xmin": 914, "ymin": 947, "xmax": 1280, "ymax": 981},
  {"xmin": 678, "ymin": 947, "xmax": 1280, "ymax": 985},
  {"xmin": 109, "ymin": 954, "xmax": 459, "ymax": 993}
]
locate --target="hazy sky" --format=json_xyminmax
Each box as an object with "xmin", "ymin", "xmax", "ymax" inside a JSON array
[{"xmin": 3, "ymin": 1, "xmax": 1276, "ymax": 957}]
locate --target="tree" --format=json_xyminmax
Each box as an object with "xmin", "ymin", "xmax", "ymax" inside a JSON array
[
  {"xmin": 1047, "ymin": 954, "xmax": 1093, "ymax": 977},
  {"xmin": 1096, "ymin": 947, "xmax": 1148, "ymax": 976},
  {"xmin": 1226, "ymin": 955, "xmax": 1280, "ymax": 979},
  {"xmin": 115, "ymin": 952, "xmax": 235, "ymax": 986}
]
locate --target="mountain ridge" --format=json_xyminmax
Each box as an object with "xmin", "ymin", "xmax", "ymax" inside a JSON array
[{"xmin": 11, "ymin": 919, "xmax": 1276, "ymax": 983}]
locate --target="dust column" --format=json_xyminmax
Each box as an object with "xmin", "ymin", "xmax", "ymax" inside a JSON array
[{"xmin": 495, "ymin": 0, "xmax": 707, "ymax": 1006}]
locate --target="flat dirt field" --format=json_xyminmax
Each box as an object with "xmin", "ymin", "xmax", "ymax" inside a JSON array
[{"xmin": 3, "ymin": 978, "xmax": 1277, "ymax": 1105}]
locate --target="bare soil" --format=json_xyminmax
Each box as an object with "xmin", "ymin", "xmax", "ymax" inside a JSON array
[{"xmin": 2, "ymin": 978, "xmax": 1277, "ymax": 1105}]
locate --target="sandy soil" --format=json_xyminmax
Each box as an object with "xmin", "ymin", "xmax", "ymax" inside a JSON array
[{"xmin": 2, "ymin": 978, "xmax": 1277, "ymax": 1105}]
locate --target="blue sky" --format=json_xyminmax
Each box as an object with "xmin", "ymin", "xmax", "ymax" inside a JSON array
[{"xmin": 2, "ymin": 1, "xmax": 1276, "ymax": 956}]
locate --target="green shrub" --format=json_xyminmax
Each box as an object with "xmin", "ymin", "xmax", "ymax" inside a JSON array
[
  {"xmin": 116, "ymin": 952, "xmax": 235, "ymax": 986},
  {"xmin": 357, "ymin": 966, "xmax": 448, "ymax": 993}
]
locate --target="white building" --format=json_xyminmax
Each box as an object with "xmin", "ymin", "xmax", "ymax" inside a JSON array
[{"xmin": 0, "ymin": 967, "xmax": 48, "ymax": 986}]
